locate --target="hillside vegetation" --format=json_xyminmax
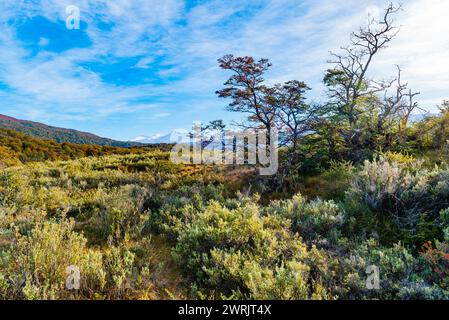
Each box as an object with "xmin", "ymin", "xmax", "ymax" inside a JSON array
[
  {"xmin": 0, "ymin": 128, "xmax": 172, "ymax": 168},
  {"xmin": 0, "ymin": 114, "xmax": 141, "ymax": 147}
]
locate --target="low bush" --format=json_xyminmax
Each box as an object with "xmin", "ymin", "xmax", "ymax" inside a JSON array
[
  {"xmin": 173, "ymin": 200, "xmax": 331, "ymax": 299},
  {"xmin": 346, "ymin": 155, "xmax": 449, "ymax": 246},
  {"xmin": 0, "ymin": 219, "xmax": 104, "ymax": 299}
]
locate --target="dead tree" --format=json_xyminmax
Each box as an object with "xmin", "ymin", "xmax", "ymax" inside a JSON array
[{"xmin": 324, "ymin": 3, "xmax": 402, "ymax": 127}]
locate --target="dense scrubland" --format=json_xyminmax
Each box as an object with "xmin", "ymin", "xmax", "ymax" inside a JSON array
[
  {"xmin": 1, "ymin": 3, "xmax": 449, "ymax": 300},
  {"xmin": 0, "ymin": 110, "xmax": 449, "ymax": 300}
]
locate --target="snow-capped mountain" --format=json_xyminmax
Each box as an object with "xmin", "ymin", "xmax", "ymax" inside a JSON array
[
  {"xmin": 131, "ymin": 129, "xmax": 191, "ymax": 144},
  {"xmin": 131, "ymin": 134, "xmax": 167, "ymax": 144}
]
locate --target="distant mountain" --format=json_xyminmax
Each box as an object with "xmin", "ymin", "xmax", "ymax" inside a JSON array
[
  {"xmin": 0, "ymin": 114, "xmax": 141, "ymax": 147},
  {"xmin": 131, "ymin": 134, "xmax": 171, "ymax": 144},
  {"xmin": 132, "ymin": 129, "xmax": 248, "ymax": 150},
  {"xmin": 0, "ymin": 128, "xmax": 151, "ymax": 167},
  {"xmin": 131, "ymin": 129, "xmax": 190, "ymax": 144}
]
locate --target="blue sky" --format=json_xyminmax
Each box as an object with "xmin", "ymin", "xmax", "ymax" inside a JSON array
[{"xmin": 0, "ymin": 0, "xmax": 448, "ymax": 141}]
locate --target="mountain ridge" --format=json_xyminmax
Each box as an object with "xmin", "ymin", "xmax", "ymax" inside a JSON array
[{"xmin": 0, "ymin": 114, "xmax": 142, "ymax": 147}]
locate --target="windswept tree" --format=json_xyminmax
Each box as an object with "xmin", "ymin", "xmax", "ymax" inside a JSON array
[
  {"xmin": 323, "ymin": 3, "xmax": 420, "ymax": 160},
  {"xmin": 199, "ymin": 120, "xmax": 226, "ymax": 150},
  {"xmin": 373, "ymin": 66, "xmax": 421, "ymax": 146},
  {"xmin": 272, "ymin": 80, "xmax": 323, "ymax": 176},
  {"xmin": 324, "ymin": 3, "xmax": 402, "ymax": 126},
  {"xmin": 274, "ymin": 81, "xmax": 315, "ymax": 149},
  {"xmin": 216, "ymin": 55, "xmax": 277, "ymax": 132},
  {"xmin": 216, "ymin": 56, "xmax": 318, "ymax": 147},
  {"xmin": 216, "ymin": 55, "xmax": 319, "ymax": 175}
]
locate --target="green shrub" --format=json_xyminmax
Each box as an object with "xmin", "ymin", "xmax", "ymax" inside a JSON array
[
  {"xmin": 333, "ymin": 240, "xmax": 414, "ymax": 299},
  {"xmin": 347, "ymin": 156, "xmax": 449, "ymax": 245},
  {"xmin": 76, "ymin": 185, "xmax": 149, "ymax": 245},
  {"xmin": 0, "ymin": 219, "xmax": 104, "ymax": 299},
  {"xmin": 265, "ymin": 194, "xmax": 345, "ymax": 247},
  {"xmin": 102, "ymin": 245, "xmax": 135, "ymax": 298},
  {"xmin": 173, "ymin": 200, "xmax": 331, "ymax": 299},
  {"xmin": 1, "ymin": 147, "xmax": 449, "ymax": 300},
  {"xmin": 398, "ymin": 281, "xmax": 449, "ymax": 300},
  {"xmin": 305, "ymin": 160, "xmax": 356, "ymax": 200},
  {"xmin": 146, "ymin": 184, "xmax": 226, "ymax": 241}
]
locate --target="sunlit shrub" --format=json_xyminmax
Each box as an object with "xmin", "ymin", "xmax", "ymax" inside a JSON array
[
  {"xmin": 146, "ymin": 184, "xmax": 226, "ymax": 240},
  {"xmin": 102, "ymin": 245, "xmax": 135, "ymax": 298},
  {"xmin": 0, "ymin": 170, "xmax": 27, "ymax": 206},
  {"xmin": 263, "ymin": 194, "xmax": 345, "ymax": 247},
  {"xmin": 173, "ymin": 200, "xmax": 331, "ymax": 299},
  {"xmin": 0, "ymin": 219, "xmax": 104, "ymax": 299},
  {"xmin": 292, "ymin": 197, "xmax": 344, "ymax": 246},
  {"xmin": 349, "ymin": 156, "xmax": 411, "ymax": 212}
]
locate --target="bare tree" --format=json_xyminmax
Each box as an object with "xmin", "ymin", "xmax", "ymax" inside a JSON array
[
  {"xmin": 324, "ymin": 3, "xmax": 402, "ymax": 126},
  {"xmin": 366, "ymin": 66, "xmax": 421, "ymax": 148},
  {"xmin": 376, "ymin": 66, "xmax": 421, "ymax": 133}
]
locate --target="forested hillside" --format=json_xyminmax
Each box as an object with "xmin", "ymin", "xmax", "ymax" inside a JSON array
[
  {"xmin": 0, "ymin": 128, "xmax": 171, "ymax": 167},
  {"xmin": 0, "ymin": 114, "xmax": 140, "ymax": 147}
]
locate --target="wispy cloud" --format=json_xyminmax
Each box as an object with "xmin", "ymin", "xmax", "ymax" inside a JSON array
[
  {"xmin": 0, "ymin": 0, "xmax": 447, "ymax": 139},
  {"xmin": 153, "ymin": 112, "xmax": 171, "ymax": 119}
]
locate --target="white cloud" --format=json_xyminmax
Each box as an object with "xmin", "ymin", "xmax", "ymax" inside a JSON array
[
  {"xmin": 372, "ymin": 0, "xmax": 449, "ymax": 109},
  {"xmin": 135, "ymin": 56, "xmax": 155, "ymax": 69},
  {"xmin": 0, "ymin": 0, "xmax": 447, "ymax": 130},
  {"xmin": 38, "ymin": 37, "xmax": 49, "ymax": 46},
  {"xmin": 153, "ymin": 112, "xmax": 171, "ymax": 119},
  {"xmin": 0, "ymin": 0, "xmax": 184, "ymax": 122}
]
